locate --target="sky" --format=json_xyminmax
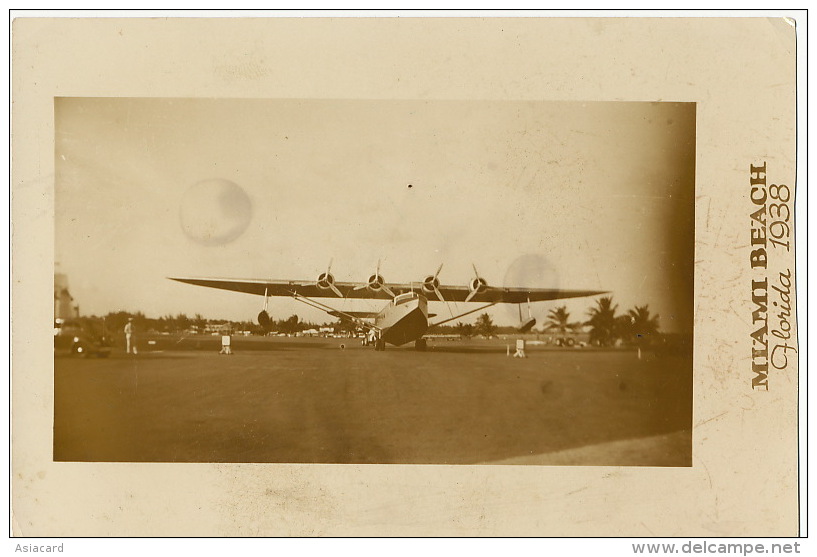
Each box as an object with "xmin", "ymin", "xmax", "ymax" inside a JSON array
[{"xmin": 55, "ymin": 98, "xmax": 695, "ymax": 332}]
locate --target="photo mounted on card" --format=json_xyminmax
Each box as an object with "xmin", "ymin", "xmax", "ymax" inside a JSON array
[{"xmin": 11, "ymin": 15, "xmax": 801, "ymax": 536}]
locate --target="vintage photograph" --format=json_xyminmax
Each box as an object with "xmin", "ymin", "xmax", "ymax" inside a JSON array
[{"xmin": 53, "ymin": 98, "xmax": 695, "ymax": 465}]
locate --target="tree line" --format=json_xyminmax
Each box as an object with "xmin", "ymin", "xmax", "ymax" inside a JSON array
[
  {"xmin": 453, "ymin": 296, "xmax": 661, "ymax": 348},
  {"xmin": 82, "ymin": 311, "xmax": 329, "ymax": 336},
  {"xmin": 82, "ymin": 295, "xmax": 660, "ymax": 347},
  {"xmin": 543, "ymin": 296, "xmax": 660, "ymax": 347}
]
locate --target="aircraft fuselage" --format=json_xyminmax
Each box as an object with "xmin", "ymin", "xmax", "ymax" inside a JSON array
[{"xmin": 375, "ymin": 292, "xmax": 429, "ymax": 346}]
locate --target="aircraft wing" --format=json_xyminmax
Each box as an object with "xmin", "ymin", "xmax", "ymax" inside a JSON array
[
  {"xmin": 169, "ymin": 277, "xmax": 390, "ymax": 299},
  {"xmin": 428, "ymin": 285, "xmax": 608, "ymax": 304},
  {"xmin": 169, "ymin": 277, "xmax": 606, "ymax": 304}
]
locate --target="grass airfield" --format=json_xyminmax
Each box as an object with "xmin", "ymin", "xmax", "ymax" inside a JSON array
[{"xmin": 54, "ymin": 336, "xmax": 692, "ymax": 465}]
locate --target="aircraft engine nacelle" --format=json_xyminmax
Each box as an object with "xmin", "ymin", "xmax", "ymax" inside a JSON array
[
  {"xmin": 356, "ymin": 261, "xmax": 395, "ymax": 298},
  {"xmin": 421, "ymin": 264, "xmax": 446, "ymax": 301},
  {"xmin": 316, "ymin": 271, "xmax": 336, "ymax": 291},
  {"xmin": 258, "ymin": 310, "xmax": 273, "ymax": 330},
  {"xmin": 469, "ymin": 276, "xmax": 488, "ymax": 296},
  {"xmin": 421, "ymin": 274, "xmax": 439, "ymax": 295},
  {"xmin": 464, "ymin": 273, "xmax": 489, "ymax": 303},
  {"xmin": 366, "ymin": 273, "xmax": 387, "ymax": 292},
  {"xmin": 317, "ymin": 263, "xmax": 344, "ymax": 297}
]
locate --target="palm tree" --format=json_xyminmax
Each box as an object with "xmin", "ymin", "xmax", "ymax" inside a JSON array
[
  {"xmin": 626, "ymin": 305, "xmax": 661, "ymax": 347},
  {"xmin": 545, "ymin": 306, "xmax": 570, "ymax": 334},
  {"xmin": 544, "ymin": 306, "xmax": 583, "ymax": 335},
  {"xmin": 586, "ymin": 296, "xmax": 619, "ymax": 346}
]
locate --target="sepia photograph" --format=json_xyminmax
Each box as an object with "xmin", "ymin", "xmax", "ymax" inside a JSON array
[
  {"xmin": 12, "ymin": 15, "xmax": 800, "ymax": 538},
  {"xmin": 53, "ymin": 98, "xmax": 695, "ymax": 465}
]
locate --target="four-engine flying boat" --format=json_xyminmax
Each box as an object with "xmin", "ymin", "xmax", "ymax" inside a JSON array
[{"xmin": 170, "ymin": 262, "xmax": 606, "ymax": 351}]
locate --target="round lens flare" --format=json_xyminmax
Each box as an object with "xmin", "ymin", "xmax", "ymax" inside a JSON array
[
  {"xmin": 502, "ymin": 254, "xmax": 560, "ymax": 321},
  {"xmin": 179, "ymin": 179, "xmax": 252, "ymax": 246}
]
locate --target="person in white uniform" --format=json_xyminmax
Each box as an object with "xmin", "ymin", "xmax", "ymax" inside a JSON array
[{"xmin": 124, "ymin": 318, "xmax": 136, "ymax": 354}]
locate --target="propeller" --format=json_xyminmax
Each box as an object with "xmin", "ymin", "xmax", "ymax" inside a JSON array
[
  {"xmin": 354, "ymin": 260, "xmax": 396, "ymax": 298},
  {"xmin": 316, "ymin": 259, "xmax": 344, "ymax": 298},
  {"xmin": 422, "ymin": 263, "xmax": 455, "ymax": 317},
  {"xmin": 465, "ymin": 263, "xmax": 488, "ymax": 302},
  {"xmin": 422, "ymin": 263, "xmax": 446, "ymax": 302}
]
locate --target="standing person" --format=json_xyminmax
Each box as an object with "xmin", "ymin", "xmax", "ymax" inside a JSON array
[{"xmin": 124, "ymin": 317, "xmax": 135, "ymax": 354}]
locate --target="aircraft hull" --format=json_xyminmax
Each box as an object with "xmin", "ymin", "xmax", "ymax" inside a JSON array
[{"xmin": 376, "ymin": 296, "xmax": 429, "ymax": 346}]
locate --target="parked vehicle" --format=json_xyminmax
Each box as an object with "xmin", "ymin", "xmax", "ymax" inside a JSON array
[{"xmin": 54, "ymin": 318, "xmax": 112, "ymax": 357}]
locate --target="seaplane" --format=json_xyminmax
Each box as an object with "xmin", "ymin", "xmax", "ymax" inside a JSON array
[{"xmin": 170, "ymin": 262, "xmax": 605, "ymax": 351}]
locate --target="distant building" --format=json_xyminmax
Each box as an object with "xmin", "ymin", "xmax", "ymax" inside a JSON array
[
  {"xmin": 54, "ymin": 273, "xmax": 79, "ymax": 321},
  {"xmin": 203, "ymin": 322, "xmax": 231, "ymax": 334}
]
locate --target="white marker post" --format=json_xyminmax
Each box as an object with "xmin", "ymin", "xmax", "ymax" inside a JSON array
[
  {"xmin": 220, "ymin": 334, "xmax": 232, "ymax": 355},
  {"xmin": 513, "ymin": 339, "xmax": 527, "ymax": 358}
]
